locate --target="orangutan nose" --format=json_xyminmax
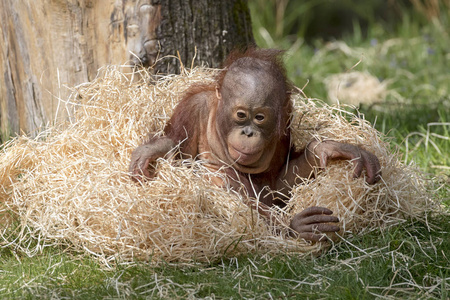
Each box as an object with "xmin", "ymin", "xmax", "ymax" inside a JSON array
[{"xmin": 242, "ymin": 126, "xmax": 254, "ymax": 137}]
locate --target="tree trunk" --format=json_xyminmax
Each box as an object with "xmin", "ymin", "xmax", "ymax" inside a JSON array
[
  {"xmin": 156, "ymin": 0, "xmax": 254, "ymax": 74},
  {"xmin": 0, "ymin": 0, "xmax": 253, "ymax": 140}
]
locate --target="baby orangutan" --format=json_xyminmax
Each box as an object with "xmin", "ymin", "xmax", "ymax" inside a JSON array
[{"xmin": 129, "ymin": 48, "xmax": 381, "ymax": 242}]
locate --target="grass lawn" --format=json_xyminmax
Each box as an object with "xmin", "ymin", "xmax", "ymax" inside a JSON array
[{"xmin": 1, "ymin": 5, "xmax": 449, "ymax": 300}]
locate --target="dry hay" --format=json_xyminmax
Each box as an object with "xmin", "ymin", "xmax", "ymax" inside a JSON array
[
  {"xmin": 324, "ymin": 71, "xmax": 388, "ymax": 106},
  {"xmin": 0, "ymin": 66, "xmax": 433, "ymax": 265}
]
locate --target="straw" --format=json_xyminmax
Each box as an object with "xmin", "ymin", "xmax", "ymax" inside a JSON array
[{"xmin": 0, "ymin": 65, "xmax": 433, "ymax": 264}]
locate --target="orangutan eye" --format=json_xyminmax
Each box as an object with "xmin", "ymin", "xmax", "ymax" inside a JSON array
[
  {"xmin": 255, "ymin": 114, "xmax": 265, "ymax": 122},
  {"xmin": 236, "ymin": 111, "xmax": 247, "ymax": 119}
]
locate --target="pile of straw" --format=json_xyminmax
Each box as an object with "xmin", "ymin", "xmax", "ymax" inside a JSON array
[
  {"xmin": 0, "ymin": 66, "xmax": 432, "ymax": 264},
  {"xmin": 324, "ymin": 71, "xmax": 388, "ymax": 105}
]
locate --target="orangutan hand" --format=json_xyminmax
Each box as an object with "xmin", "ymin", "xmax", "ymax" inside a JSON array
[
  {"xmin": 290, "ymin": 206, "xmax": 340, "ymax": 242},
  {"xmin": 129, "ymin": 137, "xmax": 175, "ymax": 182},
  {"xmin": 307, "ymin": 140, "xmax": 381, "ymax": 184}
]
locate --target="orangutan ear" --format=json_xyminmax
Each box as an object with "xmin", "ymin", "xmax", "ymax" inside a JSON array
[{"xmin": 215, "ymin": 86, "xmax": 222, "ymax": 100}]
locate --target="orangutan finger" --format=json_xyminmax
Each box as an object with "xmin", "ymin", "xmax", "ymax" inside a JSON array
[
  {"xmin": 352, "ymin": 158, "xmax": 364, "ymax": 179},
  {"xmin": 292, "ymin": 223, "xmax": 340, "ymax": 234},
  {"xmin": 319, "ymin": 153, "xmax": 328, "ymax": 168},
  {"xmin": 366, "ymin": 158, "xmax": 382, "ymax": 184},
  {"xmin": 296, "ymin": 215, "xmax": 340, "ymax": 226},
  {"xmin": 141, "ymin": 160, "xmax": 149, "ymax": 176},
  {"xmin": 296, "ymin": 206, "xmax": 333, "ymax": 218}
]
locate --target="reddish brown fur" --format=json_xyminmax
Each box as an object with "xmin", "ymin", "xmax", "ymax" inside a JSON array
[
  {"xmin": 216, "ymin": 48, "xmax": 290, "ymax": 90},
  {"xmin": 164, "ymin": 83, "xmax": 215, "ymax": 149}
]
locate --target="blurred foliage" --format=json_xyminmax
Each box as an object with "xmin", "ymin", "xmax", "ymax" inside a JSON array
[{"xmin": 249, "ymin": 0, "xmax": 449, "ymax": 45}]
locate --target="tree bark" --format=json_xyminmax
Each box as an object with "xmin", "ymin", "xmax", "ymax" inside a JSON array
[
  {"xmin": 156, "ymin": 0, "xmax": 254, "ymax": 74},
  {"xmin": 0, "ymin": 0, "xmax": 253, "ymax": 140}
]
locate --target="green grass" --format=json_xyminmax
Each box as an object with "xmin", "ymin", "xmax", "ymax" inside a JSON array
[
  {"xmin": 1, "ymin": 216, "xmax": 448, "ymax": 299},
  {"xmin": 1, "ymin": 4, "xmax": 449, "ymax": 299}
]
